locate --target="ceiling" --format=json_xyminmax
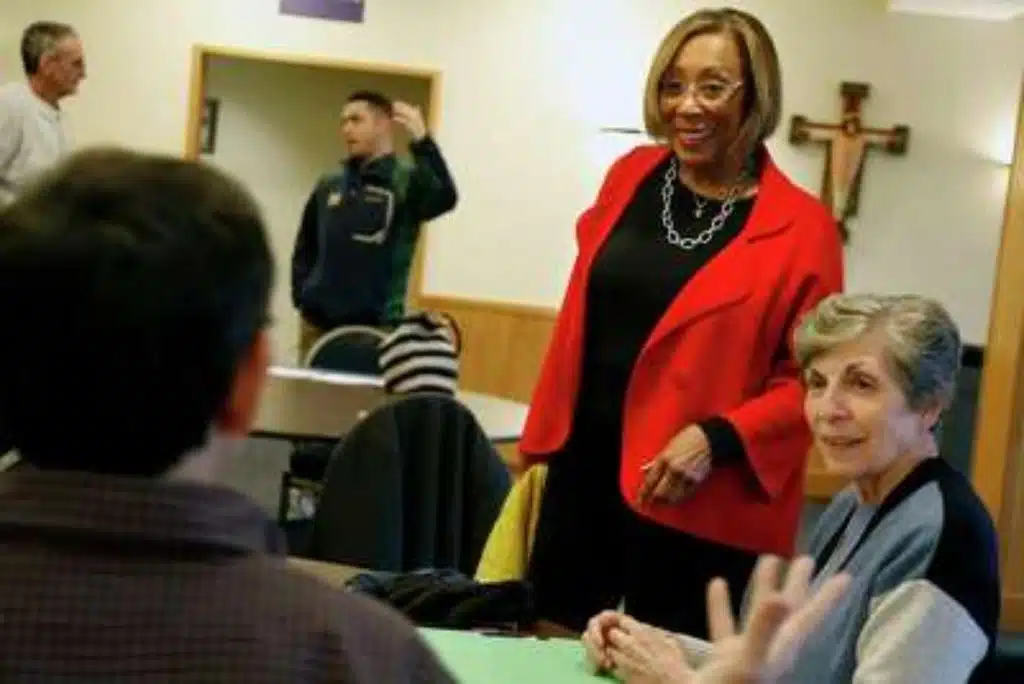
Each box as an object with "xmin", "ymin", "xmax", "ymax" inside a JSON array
[{"xmin": 888, "ymin": 0, "xmax": 1024, "ymax": 20}]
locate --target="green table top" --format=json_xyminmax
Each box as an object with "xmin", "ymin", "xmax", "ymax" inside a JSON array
[{"xmin": 421, "ymin": 628, "xmax": 608, "ymax": 683}]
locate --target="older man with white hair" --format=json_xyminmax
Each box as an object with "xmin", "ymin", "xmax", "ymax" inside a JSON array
[{"xmin": 0, "ymin": 21, "xmax": 85, "ymax": 206}]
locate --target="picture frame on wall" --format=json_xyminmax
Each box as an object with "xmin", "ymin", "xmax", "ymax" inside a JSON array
[
  {"xmin": 279, "ymin": 0, "xmax": 364, "ymax": 24},
  {"xmin": 200, "ymin": 98, "xmax": 220, "ymax": 155}
]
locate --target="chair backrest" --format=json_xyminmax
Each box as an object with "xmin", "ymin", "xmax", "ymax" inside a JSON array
[
  {"xmin": 938, "ymin": 344, "xmax": 983, "ymax": 477},
  {"xmin": 303, "ymin": 325, "xmax": 387, "ymax": 375},
  {"xmin": 305, "ymin": 393, "xmax": 511, "ymax": 575}
]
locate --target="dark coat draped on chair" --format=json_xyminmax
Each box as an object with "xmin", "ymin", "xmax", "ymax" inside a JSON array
[{"xmin": 303, "ymin": 393, "xmax": 511, "ymax": 576}]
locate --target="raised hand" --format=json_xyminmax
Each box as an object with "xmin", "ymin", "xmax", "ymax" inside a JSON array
[{"xmin": 392, "ymin": 101, "xmax": 427, "ymax": 141}]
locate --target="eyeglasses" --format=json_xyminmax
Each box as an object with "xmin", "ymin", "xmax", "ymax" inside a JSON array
[{"xmin": 659, "ymin": 78, "xmax": 743, "ymax": 108}]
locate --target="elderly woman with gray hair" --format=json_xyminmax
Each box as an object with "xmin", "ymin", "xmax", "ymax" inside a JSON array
[{"xmin": 584, "ymin": 293, "xmax": 1000, "ymax": 684}]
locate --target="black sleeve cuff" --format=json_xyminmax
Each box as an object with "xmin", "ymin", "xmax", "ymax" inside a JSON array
[
  {"xmin": 409, "ymin": 134, "xmax": 439, "ymax": 154},
  {"xmin": 699, "ymin": 416, "xmax": 746, "ymax": 465}
]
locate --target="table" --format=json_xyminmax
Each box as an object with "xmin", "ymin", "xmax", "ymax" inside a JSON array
[{"xmin": 253, "ymin": 366, "xmax": 528, "ymax": 444}]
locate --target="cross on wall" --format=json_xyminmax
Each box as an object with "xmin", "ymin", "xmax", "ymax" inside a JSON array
[{"xmin": 789, "ymin": 81, "xmax": 910, "ymax": 242}]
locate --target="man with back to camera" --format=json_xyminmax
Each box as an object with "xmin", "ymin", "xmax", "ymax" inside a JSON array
[
  {"xmin": 291, "ymin": 90, "xmax": 458, "ymax": 360},
  {"xmin": 0, "ymin": 20, "xmax": 85, "ymax": 206},
  {"xmin": 0, "ymin": 147, "xmax": 456, "ymax": 683}
]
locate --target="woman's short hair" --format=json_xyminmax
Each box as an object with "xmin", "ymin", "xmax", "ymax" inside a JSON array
[
  {"xmin": 794, "ymin": 293, "xmax": 963, "ymax": 411},
  {"xmin": 642, "ymin": 8, "xmax": 782, "ymax": 156}
]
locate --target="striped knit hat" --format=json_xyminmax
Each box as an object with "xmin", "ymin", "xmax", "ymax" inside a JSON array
[{"xmin": 377, "ymin": 311, "xmax": 460, "ymax": 395}]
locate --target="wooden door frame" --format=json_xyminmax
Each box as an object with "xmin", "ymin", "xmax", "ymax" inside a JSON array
[
  {"xmin": 970, "ymin": 74, "xmax": 1024, "ymax": 630},
  {"xmin": 182, "ymin": 43, "xmax": 442, "ymax": 305}
]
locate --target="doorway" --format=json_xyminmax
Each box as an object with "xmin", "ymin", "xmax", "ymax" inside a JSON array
[{"xmin": 183, "ymin": 45, "xmax": 440, "ymax": 363}]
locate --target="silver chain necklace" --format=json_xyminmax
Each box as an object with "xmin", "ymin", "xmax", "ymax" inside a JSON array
[{"xmin": 661, "ymin": 158, "xmax": 745, "ymax": 251}]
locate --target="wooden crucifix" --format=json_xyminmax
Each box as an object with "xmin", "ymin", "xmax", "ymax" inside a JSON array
[{"xmin": 789, "ymin": 82, "xmax": 909, "ymax": 242}]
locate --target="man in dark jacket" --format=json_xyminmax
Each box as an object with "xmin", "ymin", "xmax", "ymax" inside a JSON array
[
  {"xmin": 0, "ymin": 147, "xmax": 455, "ymax": 683},
  {"xmin": 291, "ymin": 90, "xmax": 458, "ymax": 359}
]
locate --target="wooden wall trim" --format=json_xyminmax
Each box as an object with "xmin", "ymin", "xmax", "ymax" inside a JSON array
[
  {"xmin": 418, "ymin": 293, "xmax": 557, "ymax": 320},
  {"xmin": 970, "ymin": 75, "xmax": 1024, "ymax": 631},
  {"xmin": 190, "ymin": 43, "xmax": 442, "ymax": 78},
  {"xmin": 803, "ymin": 468, "xmax": 847, "ymax": 502},
  {"xmin": 415, "ymin": 294, "xmax": 555, "ymax": 405},
  {"xmin": 971, "ymin": 75, "xmax": 1024, "ymax": 524},
  {"xmin": 183, "ymin": 45, "xmax": 206, "ymax": 160},
  {"xmin": 1005, "ymin": 594, "xmax": 1024, "ymax": 632}
]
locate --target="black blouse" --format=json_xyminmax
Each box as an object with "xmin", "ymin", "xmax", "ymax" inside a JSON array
[{"xmin": 575, "ymin": 155, "xmax": 755, "ymax": 463}]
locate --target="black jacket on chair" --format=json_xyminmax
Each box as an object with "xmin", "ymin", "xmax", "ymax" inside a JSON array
[
  {"xmin": 345, "ymin": 568, "xmax": 535, "ymax": 631},
  {"xmin": 303, "ymin": 394, "xmax": 511, "ymax": 576}
]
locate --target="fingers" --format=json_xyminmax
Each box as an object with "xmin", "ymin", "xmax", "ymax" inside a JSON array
[
  {"xmin": 638, "ymin": 459, "xmax": 665, "ymax": 504},
  {"xmin": 606, "ymin": 616, "xmax": 660, "ymax": 652},
  {"xmin": 640, "ymin": 460, "xmax": 702, "ymax": 505},
  {"xmin": 605, "ymin": 624, "xmax": 649, "ymax": 677},
  {"xmin": 678, "ymin": 449, "xmax": 711, "ymax": 479},
  {"xmin": 746, "ymin": 555, "xmax": 782, "ymax": 621},
  {"xmin": 706, "ymin": 577, "xmax": 736, "ymax": 642},
  {"xmin": 582, "ymin": 629, "xmax": 611, "ymax": 673},
  {"xmin": 650, "ymin": 467, "xmax": 683, "ymax": 502},
  {"xmin": 739, "ymin": 594, "xmax": 792, "ymax": 664},
  {"xmin": 762, "ymin": 571, "xmax": 851, "ymax": 677},
  {"xmin": 733, "ymin": 557, "xmax": 811, "ymax": 674},
  {"xmin": 780, "ymin": 556, "xmax": 815, "ymax": 606},
  {"xmin": 391, "ymin": 102, "xmax": 422, "ymax": 123},
  {"xmin": 668, "ymin": 459, "xmax": 710, "ymax": 503},
  {"xmin": 639, "ymin": 434, "xmax": 714, "ymax": 506},
  {"xmin": 583, "ymin": 611, "xmax": 623, "ymax": 672},
  {"xmin": 606, "ymin": 625, "xmax": 637, "ymax": 654},
  {"xmin": 606, "ymin": 617, "xmax": 696, "ymax": 682},
  {"xmin": 586, "ymin": 610, "xmax": 623, "ymax": 649},
  {"xmin": 614, "ymin": 615, "xmax": 657, "ymax": 636},
  {"xmin": 390, "ymin": 102, "xmax": 425, "ymax": 136},
  {"xmin": 784, "ymin": 572, "xmax": 851, "ymax": 641}
]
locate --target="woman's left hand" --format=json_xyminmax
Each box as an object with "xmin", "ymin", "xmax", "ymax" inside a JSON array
[{"xmin": 638, "ymin": 425, "xmax": 712, "ymax": 505}]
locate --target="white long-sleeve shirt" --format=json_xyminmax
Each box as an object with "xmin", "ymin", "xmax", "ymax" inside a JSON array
[{"xmin": 0, "ymin": 82, "xmax": 69, "ymax": 206}]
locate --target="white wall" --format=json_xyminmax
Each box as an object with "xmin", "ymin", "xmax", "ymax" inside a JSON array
[
  {"xmin": 201, "ymin": 56, "xmax": 429, "ymax": 361},
  {"xmin": 1, "ymin": 0, "xmax": 1021, "ymax": 343}
]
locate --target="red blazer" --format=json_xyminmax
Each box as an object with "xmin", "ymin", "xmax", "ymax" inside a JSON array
[{"xmin": 520, "ymin": 145, "xmax": 844, "ymax": 555}]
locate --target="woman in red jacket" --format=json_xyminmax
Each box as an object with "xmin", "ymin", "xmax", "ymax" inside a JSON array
[{"xmin": 520, "ymin": 7, "xmax": 844, "ymax": 636}]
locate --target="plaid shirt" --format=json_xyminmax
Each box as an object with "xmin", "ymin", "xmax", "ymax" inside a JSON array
[{"xmin": 0, "ymin": 469, "xmax": 456, "ymax": 683}]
